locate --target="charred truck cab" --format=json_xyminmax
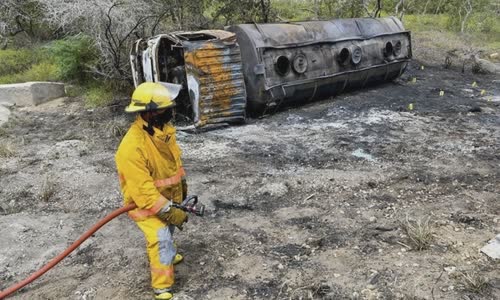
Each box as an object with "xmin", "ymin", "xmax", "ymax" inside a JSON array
[
  {"xmin": 130, "ymin": 30, "xmax": 247, "ymax": 127},
  {"xmin": 130, "ymin": 17, "xmax": 412, "ymax": 127}
]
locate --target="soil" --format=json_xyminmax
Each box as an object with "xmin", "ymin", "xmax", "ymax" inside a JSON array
[{"xmin": 0, "ymin": 61, "xmax": 499, "ymax": 300}]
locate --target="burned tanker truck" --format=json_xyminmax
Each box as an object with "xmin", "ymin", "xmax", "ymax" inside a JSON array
[{"xmin": 130, "ymin": 17, "xmax": 412, "ymax": 127}]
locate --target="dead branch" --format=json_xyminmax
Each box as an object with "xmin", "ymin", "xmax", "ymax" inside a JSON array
[
  {"xmin": 373, "ymin": 0, "xmax": 382, "ymax": 18},
  {"xmin": 435, "ymin": 0, "xmax": 445, "ymax": 14}
]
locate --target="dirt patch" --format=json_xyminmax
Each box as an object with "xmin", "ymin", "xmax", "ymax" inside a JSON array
[{"xmin": 1, "ymin": 62, "xmax": 499, "ymax": 299}]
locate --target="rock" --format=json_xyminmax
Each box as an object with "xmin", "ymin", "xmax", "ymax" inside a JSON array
[
  {"xmin": 0, "ymin": 104, "xmax": 11, "ymax": 126},
  {"xmin": 480, "ymin": 234, "xmax": 500, "ymax": 259},
  {"xmin": 351, "ymin": 148, "xmax": 376, "ymax": 162},
  {"xmin": 361, "ymin": 288, "xmax": 379, "ymax": 300},
  {"xmin": 38, "ymin": 140, "xmax": 88, "ymax": 159},
  {"xmin": 257, "ymin": 182, "xmax": 288, "ymax": 198},
  {"xmin": 472, "ymin": 55, "xmax": 500, "ymax": 74},
  {"xmin": 369, "ymin": 216, "xmax": 377, "ymax": 223},
  {"xmin": 0, "ymin": 82, "xmax": 66, "ymax": 107},
  {"xmin": 75, "ymin": 287, "xmax": 97, "ymax": 300},
  {"xmin": 368, "ymin": 271, "xmax": 380, "ymax": 284}
]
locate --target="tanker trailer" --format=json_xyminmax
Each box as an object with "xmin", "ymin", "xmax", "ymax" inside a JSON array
[{"xmin": 130, "ymin": 17, "xmax": 412, "ymax": 127}]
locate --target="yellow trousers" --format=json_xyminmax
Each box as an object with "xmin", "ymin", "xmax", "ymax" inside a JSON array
[{"xmin": 136, "ymin": 216, "xmax": 177, "ymax": 292}]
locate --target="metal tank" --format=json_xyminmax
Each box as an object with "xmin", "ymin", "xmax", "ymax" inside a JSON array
[
  {"xmin": 130, "ymin": 17, "xmax": 411, "ymax": 127},
  {"xmin": 227, "ymin": 17, "xmax": 412, "ymax": 113}
]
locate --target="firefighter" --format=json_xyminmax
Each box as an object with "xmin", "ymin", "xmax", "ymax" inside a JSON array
[{"xmin": 115, "ymin": 82, "xmax": 188, "ymax": 300}]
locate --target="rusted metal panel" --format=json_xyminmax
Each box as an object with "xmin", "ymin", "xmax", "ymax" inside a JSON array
[
  {"xmin": 227, "ymin": 17, "xmax": 412, "ymax": 112},
  {"xmin": 182, "ymin": 34, "xmax": 246, "ymax": 127}
]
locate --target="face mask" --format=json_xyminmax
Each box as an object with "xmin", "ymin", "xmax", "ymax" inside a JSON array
[
  {"xmin": 143, "ymin": 109, "xmax": 174, "ymax": 135},
  {"xmin": 151, "ymin": 109, "xmax": 174, "ymax": 129}
]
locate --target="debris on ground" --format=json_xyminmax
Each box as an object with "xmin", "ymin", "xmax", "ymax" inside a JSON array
[
  {"xmin": 0, "ymin": 61, "xmax": 499, "ymax": 299},
  {"xmin": 481, "ymin": 234, "xmax": 500, "ymax": 260}
]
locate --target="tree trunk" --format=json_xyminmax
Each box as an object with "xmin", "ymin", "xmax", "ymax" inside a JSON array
[
  {"xmin": 461, "ymin": 0, "xmax": 473, "ymax": 33},
  {"xmin": 374, "ymin": 0, "xmax": 382, "ymax": 18},
  {"xmin": 395, "ymin": 0, "xmax": 404, "ymax": 15},
  {"xmin": 313, "ymin": 0, "xmax": 319, "ymax": 20},
  {"xmin": 260, "ymin": 0, "xmax": 270, "ymax": 23}
]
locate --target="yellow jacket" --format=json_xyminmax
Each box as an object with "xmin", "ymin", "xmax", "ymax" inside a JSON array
[{"xmin": 115, "ymin": 116, "xmax": 186, "ymax": 221}]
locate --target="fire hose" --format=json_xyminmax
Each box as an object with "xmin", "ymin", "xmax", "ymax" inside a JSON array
[{"xmin": 0, "ymin": 195, "xmax": 204, "ymax": 299}]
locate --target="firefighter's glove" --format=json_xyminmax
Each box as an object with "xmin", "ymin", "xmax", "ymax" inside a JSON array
[
  {"xmin": 168, "ymin": 207, "xmax": 188, "ymax": 227},
  {"xmin": 158, "ymin": 204, "xmax": 188, "ymax": 227}
]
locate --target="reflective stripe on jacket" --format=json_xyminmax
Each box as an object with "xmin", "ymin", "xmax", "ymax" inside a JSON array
[{"xmin": 115, "ymin": 116, "xmax": 186, "ymax": 221}]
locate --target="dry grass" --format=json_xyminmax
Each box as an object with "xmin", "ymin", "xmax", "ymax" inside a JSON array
[
  {"xmin": 412, "ymin": 31, "xmax": 477, "ymax": 68},
  {"xmin": 105, "ymin": 119, "xmax": 127, "ymax": 139},
  {"xmin": 401, "ymin": 216, "xmax": 434, "ymax": 251},
  {"xmin": 0, "ymin": 127, "xmax": 8, "ymax": 137},
  {"xmin": 39, "ymin": 176, "xmax": 57, "ymax": 202},
  {"xmin": 456, "ymin": 270, "xmax": 489, "ymax": 294},
  {"xmin": 277, "ymin": 281, "xmax": 335, "ymax": 299},
  {"xmin": 0, "ymin": 140, "xmax": 16, "ymax": 157},
  {"xmin": 405, "ymin": 14, "xmax": 500, "ymax": 67}
]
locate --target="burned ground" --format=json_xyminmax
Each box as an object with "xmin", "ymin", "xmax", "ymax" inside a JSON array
[{"xmin": 0, "ymin": 61, "xmax": 499, "ymax": 299}]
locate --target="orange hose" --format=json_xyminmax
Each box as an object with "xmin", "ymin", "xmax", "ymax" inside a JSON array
[{"xmin": 0, "ymin": 203, "xmax": 137, "ymax": 299}]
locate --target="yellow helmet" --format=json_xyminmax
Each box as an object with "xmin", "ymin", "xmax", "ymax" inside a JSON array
[{"xmin": 126, "ymin": 82, "xmax": 180, "ymax": 113}]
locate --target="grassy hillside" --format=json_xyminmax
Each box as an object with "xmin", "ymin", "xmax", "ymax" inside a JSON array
[{"xmin": 403, "ymin": 14, "xmax": 500, "ymax": 66}]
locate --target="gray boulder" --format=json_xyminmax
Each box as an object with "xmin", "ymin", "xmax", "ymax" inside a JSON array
[
  {"xmin": 0, "ymin": 82, "xmax": 65, "ymax": 107},
  {"xmin": 472, "ymin": 55, "xmax": 500, "ymax": 74},
  {"xmin": 0, "ymin": 104, "xmax": 10, "ymax": 126}
]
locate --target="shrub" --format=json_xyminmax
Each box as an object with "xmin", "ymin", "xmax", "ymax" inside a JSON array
[
  {"xmin": 0, "ymin": 36, "xmax": 99, "ymax": 84},
  {"xmin": 0, "ymin": 49, "xmax": 39, "ymax": 77},
  {"xmin": 20, "ymin": 62, "xmax": 59, "ymax": 82},
  {"xmin": 0, "ymin": 140, "xmax": 16, "ymax": 158},
  {"xmin": 84, "ymin": 84, "xmax": 114, "ymax": 108},
  {"xmin": 401, "ymin": 216, "xmax": 434, "ymax": 251},
  {"xmin": 467, "ymin": 13, "xmax": 499, "ymax": 33},
  {"xmin": 455, "ymin": 270, "xmax": 489, "ymax": 294},
  {"xmin": 46, "ymin": 35, "xmax": 98, "ymax": 81},
  {"xmin": 65, "ymin": 84, "xmax": 86, "ymax": 97},
  {"xmin": 403, "ymin": 14, "xmax": 450, "ymax": 32},
  {"xmin": 0, "ymin": 62, "xmax": 59, "ymax": 84},
  {"xmin": 39, "ymin": 175, "xmax": 57, "ymax": 202}
]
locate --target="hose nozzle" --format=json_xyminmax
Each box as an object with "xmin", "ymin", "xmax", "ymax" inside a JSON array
[{"xmin": 174, "ymin": 195, "xmax": 205, "ymax": 217}]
